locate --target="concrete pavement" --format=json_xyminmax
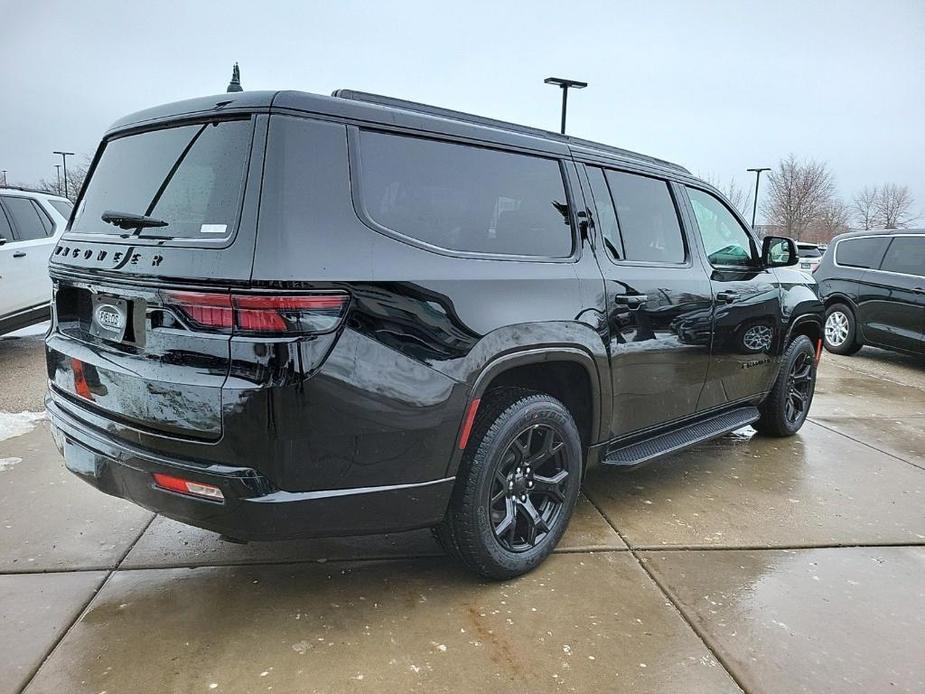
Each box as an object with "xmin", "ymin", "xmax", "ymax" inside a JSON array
[{"xmin": 1, "ymin": 333, "xmax": 923, "ymax": 693}]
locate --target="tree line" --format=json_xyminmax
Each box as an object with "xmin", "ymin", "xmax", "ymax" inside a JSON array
[{"xmin": 711, "ymin": 155, "xmax": 918, "ymax": 243}]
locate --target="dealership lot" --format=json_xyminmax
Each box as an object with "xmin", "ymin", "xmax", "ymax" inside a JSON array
[{"xmin": 1, "ymin": 330, "xmax": 922, "ymax": 693}]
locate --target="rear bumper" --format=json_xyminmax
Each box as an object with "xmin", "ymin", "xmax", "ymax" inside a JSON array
[{"xmin": 46, "ymin": 395, "xmax": 454, "ymax": 541}]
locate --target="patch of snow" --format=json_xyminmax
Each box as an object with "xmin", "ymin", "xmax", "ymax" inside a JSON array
[
  {"xmin": 0, "ymin": 457, "xmax": 23, "ymax": 471},
  {"xmin": 0, "ymin": 411, "xmax": 46, "ymax": 442}
]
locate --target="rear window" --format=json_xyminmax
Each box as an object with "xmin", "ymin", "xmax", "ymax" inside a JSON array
[
  {"xmin": 606, "ymin": 171, "xmax": 686, "ymax": 264},
  {"xmin": 880, "ymin": 237, "xmax": 925, "ymax": 277},
  {"xmin": 49, "ymin": 199, "xmax": 73, "ymax": 219},
  {"xmin": 71, "ymin": 119, "xmax": 252, "ymax": 241},
  {"xmin": 797, "ymin": 246, "xmax": 822, "ymax": 258},
  {"xmin": 1, "ymin": 195, "xmax": 51, "ymax": 240},
  {"xmin": 356, "ymin": 130, "xmax": 572, "ymax": 257},
  {"xmin": 835, "ymin": 237, "xmax": 889, "ymax": 268}
]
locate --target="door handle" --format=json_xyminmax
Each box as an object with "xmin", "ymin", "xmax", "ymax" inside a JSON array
[
  {"xmin": 12, "ymin": 251, "xmax": 27, "ymax": 258},
  {"xmin": 614, "ymin": 294, "xmax": 648, "ymax": 307},
  {"xmin": 716, "ymin": 290, "xmax": 739, "ymax": 303}
]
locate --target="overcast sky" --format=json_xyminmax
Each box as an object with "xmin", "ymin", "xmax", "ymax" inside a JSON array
[{"xmin": 1, "ymin": 0, "xmax": 922, "ymax": 222}]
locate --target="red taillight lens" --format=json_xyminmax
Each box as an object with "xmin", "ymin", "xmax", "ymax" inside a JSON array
[
  {"xmin": 164, "ymin": 291, "xmax": 349, "ymax": 335},
  {"xmin": 153, "ymin": 473, "xmax": 224, "ymax": 501}
]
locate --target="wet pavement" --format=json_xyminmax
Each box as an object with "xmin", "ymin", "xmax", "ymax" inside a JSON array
[{"xmin": 1, "ymin": 333, "xmax": 923, "ymax": 693}]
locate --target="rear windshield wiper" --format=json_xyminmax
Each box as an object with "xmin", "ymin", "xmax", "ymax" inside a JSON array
[{"xmin": 101, "ymin": 210, "xmax": 169, "ymax": 231}]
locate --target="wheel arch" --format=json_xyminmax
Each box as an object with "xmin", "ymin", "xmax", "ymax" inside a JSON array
[{"xmin": 445, "ymin": 346, "xmax": 606, "ymax": 478}]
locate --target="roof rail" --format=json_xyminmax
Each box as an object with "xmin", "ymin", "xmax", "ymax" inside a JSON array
[{"xmin": 332, "ymin": 89, "xmax": 689, "ymax": 174}]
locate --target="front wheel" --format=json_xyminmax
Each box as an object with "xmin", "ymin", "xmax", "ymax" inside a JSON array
[
  {"xmin": 756, "ymin": 335, "xmax": 818, "ymax": 437},
  {"xmin": 434, "ymin": 389, "xmax": 582, "ymax": 580}
]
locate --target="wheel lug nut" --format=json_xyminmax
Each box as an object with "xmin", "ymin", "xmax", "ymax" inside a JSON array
[
  {"xmin": 520, "ymin": 494, "xmax": 527, "ymax": 502},
  {"xmin": 527, "ymin": 481, "xmax": 534, "ymax": 488}
]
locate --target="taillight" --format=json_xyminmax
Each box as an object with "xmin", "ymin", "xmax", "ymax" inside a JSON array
[{"xmin": 164, "ymin": 291, "xmax": 349, "ymax": 335}]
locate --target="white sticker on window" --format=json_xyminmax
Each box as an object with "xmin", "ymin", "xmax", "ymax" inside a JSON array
[{"xmin": 200, "ymin": 224, "xmax": 227, "ymax": 234}]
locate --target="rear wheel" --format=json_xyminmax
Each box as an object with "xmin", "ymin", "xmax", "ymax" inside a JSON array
[
  {"xmin": 756, "ymin": 335, "xmax": 817, "ymax": 437},
  {"xmin": 824, "ymin": 303, "xmax": 862, "ymax": 355},
  {"xmin": 434, "ymin": 389, "xmax": 582, "ymax": 580}
]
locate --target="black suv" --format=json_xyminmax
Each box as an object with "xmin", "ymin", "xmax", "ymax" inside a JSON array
[
  {"xmin": 44, "ymin": 90, "xmax": 823, "ymax": 578},
  {"xmin": 815, "ymin": 229, "xmax": 925, "ymax": 356}
]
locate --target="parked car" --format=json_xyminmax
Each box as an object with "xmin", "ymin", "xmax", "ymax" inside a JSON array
[
  {"xmin": 44, "ymin": 90, "xmax": 823, "ymax": 579},
  {"xmin": 796, "ymin": 242, "xmax": 823, "ymax": 274},
  {"xmin": 0, "ymin": 188, "xmax": 72, "ymax": 335},
  {"xmin": 815, "ymin": 229, "xmax": 925, "ymax": 356}
]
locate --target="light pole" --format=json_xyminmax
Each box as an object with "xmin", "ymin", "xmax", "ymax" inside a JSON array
[
  {"xmin": 1, "ymin": 170, "xmax": 6, "ymax": 186},
  {"xmin": 747, "ymin": 167, "xmax": 771, "ymax": 229},
  {"xmin": 544, "ymin": 77, "xmax": 588, "ymax": 134},
  {"xmin": 55, "ymin": 165, "xmax": 62, "ymax": 195},
  {"xmin": 53, "ymin": 151, "xmax": 75, "ymax": 199}
]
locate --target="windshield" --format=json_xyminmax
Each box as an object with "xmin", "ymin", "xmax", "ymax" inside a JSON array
[{"xmin": 71, "ymin": 119, "xmax": 252, "ymax": 240}]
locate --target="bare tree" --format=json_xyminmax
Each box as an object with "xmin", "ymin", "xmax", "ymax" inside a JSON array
[
  {"xmin": 761, "ymin": 155, "xmax": 836, "ymax": 241},
  {"xmin": 874, "ymin": 183, "xmax": 916, "ymax": 229},
  {"xmin": 851, "ymin": 186, "xmax": 879, "ymax": 230},
  {"xmin": 21, "ymin": 158, "xmax": 89, "ymax": 203},
  {"xmin": 700, "ymin": 173, "xmax": 751, "ymax": 217},
  {"xmin": 807, "ymin": 200, "xmax": 851, "ymax": 243}
]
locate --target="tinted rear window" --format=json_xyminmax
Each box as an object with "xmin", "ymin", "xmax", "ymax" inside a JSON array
[
  {"xmin": 605, "ymin": 171, "xmax": 685, "ymax": 264},
  {"xmin": 71, "ymin": 119, "xmax": 252, "ymax": 241},
  {"xmin": 835, "ymin": 237, "xmax": 889, "ymax": 268},
  {"xmin": 797, "ymin": 246, "xmax": 821, "ymax": 258},
  {"xmin": 1, "ymin": 195, "xmax": 50, "ymax": 240},
  {"xmin": 49, "ymin": 199, "xmax": 73, "ymax": 219},
  {"xmin": 880, "ymin": 237, "xmax": 925, "ymax": 277},
  {"xmin": 357, "ymin": 131, "xmax": 572, "ymax": 257}
]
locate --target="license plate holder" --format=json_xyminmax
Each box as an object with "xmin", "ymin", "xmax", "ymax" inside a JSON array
[{"xmin": 90, "ymin": 295, "xmax": 129, "ymax": 342}]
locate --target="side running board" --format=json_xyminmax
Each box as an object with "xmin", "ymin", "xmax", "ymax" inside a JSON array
[{"xmin": 602, "ymin": 406, "xmax": 760, "ymax": 468}]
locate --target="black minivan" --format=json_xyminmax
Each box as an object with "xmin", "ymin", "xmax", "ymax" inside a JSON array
[
  {"xmin": 45, "ymin": 90, "xmax": 823, "ymax": 578},
  {"xmin": 816, "ymin": 229, "xmax": 925, "ymax": 356}
]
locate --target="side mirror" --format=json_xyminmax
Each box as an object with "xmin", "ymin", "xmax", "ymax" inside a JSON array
[{"xmin": 762, "ymin": 236, "xmax": 798, "ymax": 267}]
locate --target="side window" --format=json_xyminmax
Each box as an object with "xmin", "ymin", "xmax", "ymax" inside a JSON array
[
  {"xmin": 0, "ymin": 196, "xmax": 48, "ymax": 241},
  {"xmin": 687, "ymin": 187, "xmax": 757, "ymax": 267},
  {"xmin": 32, "ymin": 201, "xmax": 53, "ymax": 235},
  {"xmin": 605, "ymin": 170, "xmax": 685, "ymax": 263},
  {"xmin": 357, "ymin": 130, "xmax": 572, "ymax": 257},
  {"xmin": 835, "ymin": 237, "xmax": 889, "ymax": 268},
  {"xmin": 0, "ymin": 204, "xmax": 13, "ymax": 241},
  {"xmin": 49, "ymin": 199, "xmax": 73, "ymax": 220},
  {"xmin": 879, "ymin": 237, "xmax": 925, "ymax": 278},
  {"xmin": 585, "ymin": 167, "xmax": 622, "ymax": 260}
]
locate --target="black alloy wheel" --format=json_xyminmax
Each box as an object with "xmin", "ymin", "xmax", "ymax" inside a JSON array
[
  {"xmin": 489, "ymin": 424, "xmax": 569, "ymax": 552},
  {"xmin": 756, "ymin": 335, "xmax": 817, "ymax": 436},
  {"xmin": 433, "ymin": 389, "xmax": 582, "ymax": 579}
]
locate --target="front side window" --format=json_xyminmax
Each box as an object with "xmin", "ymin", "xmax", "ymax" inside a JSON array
[
  {"xmin": 71, "ymin": 119, "xmax": 252, "ymax": 241},
  {"xmin": 1, "ymin": 196, "xmax": 49, "ymax": 240},
  {"xmin": 879, "ymin": 237, "xmax": 925, "ymax": 277},
  {"xmin": 687, "ymin": 187, "xmax": 756, "ymax": 267},
  {"xmin": 835, "ymin": 237, "xmax": 889, "ymax": 268},
  {"xmin": 357, "ymin": 130, "xmax": 572, "ymax": 257},
  {"xmin": 605, "ymin": 171, "xmax": 685, "ymax": 264}
]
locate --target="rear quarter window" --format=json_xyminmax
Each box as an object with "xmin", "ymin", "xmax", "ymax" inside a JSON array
[
  {"xmin": 835, "ymin": 237, "xmax": 890, "ymax": 268},
  {"xmin": 356, "ymin": 130, "xmax": 573, "ymax": 258}
]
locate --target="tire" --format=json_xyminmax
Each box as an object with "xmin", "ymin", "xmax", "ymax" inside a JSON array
[
  {"xmin": 824, "ymin": 303, "xmax": 862, "ymax": 355},
  {"xmin": 756, "ymin": 335, "xmax": 817, "ymax": 437},
  {"xmin": 434, "ymin": 388, "xmax": 582, "ymax": 580}
]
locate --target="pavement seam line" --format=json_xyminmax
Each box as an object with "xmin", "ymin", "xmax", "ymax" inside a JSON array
[
  {"xmin": 582, "ymin": 490, "xmax": 750, "ymax": 694},
  {"xmin": 18, "ymin": 513, "xmax": 157, "ymax": 694},
  {"xmin": 807, "ymin": 417, "xmax": 925, "ymax": 471}
]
